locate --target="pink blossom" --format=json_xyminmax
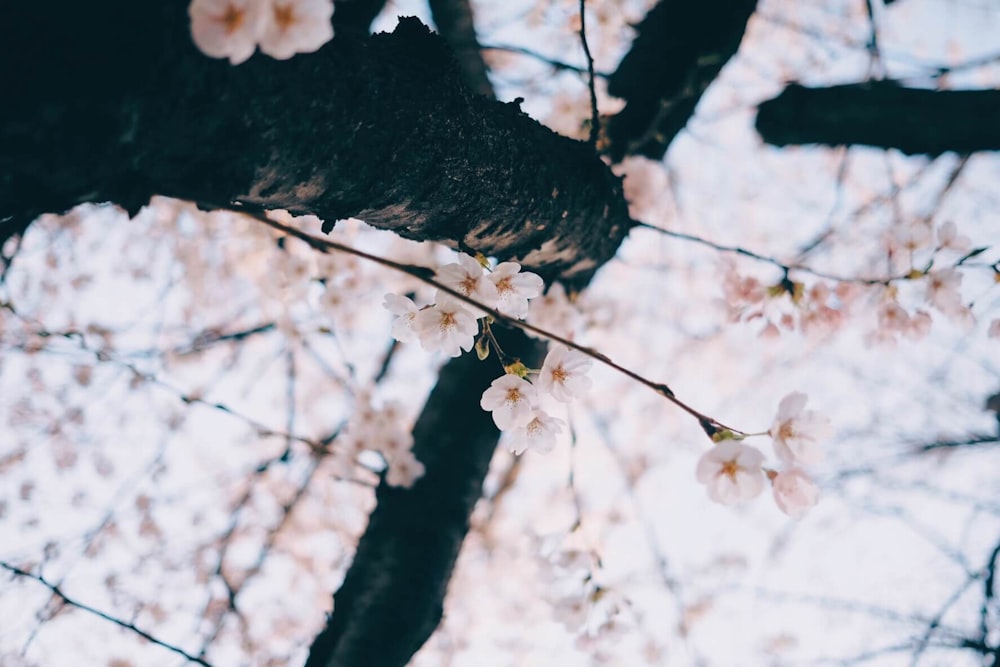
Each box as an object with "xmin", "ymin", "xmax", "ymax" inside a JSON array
[
  {"xmin": 189, "ymin": 0, "xmax": 263, "ymax": 65},
  {"xmin": 537, "ymin": 344, "xmax": 592, "ymax": 402},
  {"xmin": 258, "ymin": 0, "xmax": 334, "ymax": 60},
  {"xmin": 695, "ymin": 442, "xmax": 766, "ymax": 505},
  {"xmin": 772, "ymin": 468, "xmax": 820, "ymax": 519},
  {"xmin": 487, "ymin": 263, "xmax": 543, "ymax": 319},
  {"xmin": 770, "ymin": 392, "xmax": 831, "ymax": 466},
  {"xmin": 480, "ymin": 375, "xmax": 537, "ymax": 430},
  {"xmin": 507, "ymin": 409, "xmax": 564, "ymax": 455}
]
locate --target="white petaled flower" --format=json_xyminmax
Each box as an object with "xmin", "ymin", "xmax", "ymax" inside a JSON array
[
  {"xmin": 924, "ymin": 268, "xmax": 964, "ymax": 315},
  {"xmin": 537, "ymin": 344, "xmax": 592, "ymax": 402},
  {"xmin": 259, "ymin": 0, "xmax": 334, "ymax": 60},
  {"xmin": 386, "ymin": 451, "xmax": 425, "ymax": 488},
  {"xmin": 508, "ymin": 409, "xmax": 564, "ymax": 455},
  {"xmin": 488, "ymin": 262, "xmax": 544, "ymax": 319},
  {"xmin": 383, "ymin": 293, "xmax": 419, "ymax": 342},
  {"xmin": 480, "ymin": 374, "xmax": 537, "ymax": 430},
  {"xmin": 769, "ymin": 392, "xmax": 831, "ymax": 466},
  {"xmin": 414, "ymin": 296, "xmax": 479, "ymax": 357},
  {"xmin": 436, "ymin": 253, "xmax": 498, "ymax": 314},
  {"xmin": 695, "ymin": 441, "xmax": 765, "ymax": 505},
  {"xmin": 772, "ymin": 468, "xmax": 820, "ymax": 518},
  {"xmin": 189, "ymin": 0, "xmax": 264, "ymax": 65}
]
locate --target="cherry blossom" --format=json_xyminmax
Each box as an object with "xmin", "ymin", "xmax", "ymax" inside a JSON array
[
  {"xmin": 258, "ymin": 0, "xmax": 334, "ymax": 60},
  {"xmin": 936, "ymin": 221, "xmax": 971, "ymax": 253},
  {"xmin": 537, "ymin": 344, "xmax": 592, "ymax": 402},
  {"xmin": 695, "ymin": 441, "xmax": 766, "ymax": 505},
  {"xmin": 877, "ymin": 300, "xmax": 910, "ymax": 335},
  {"xmin": 386, "ymin": 451, "xmax": 425, "ymax": 488},
  {"xmin": 413, "ymin": 296, "xmax": 478, "ymax": 357},
  {"xmin": 769, "ymin": 392, "xmax": 831, "ymax": 466},
  {"xmin": 382, "ymin": 293, "xmax": 419, "ymax": 342},
  {"xmin": 189, "ymin": 0, "xmax": 263, "ymax": 65},
  {"xmin": 487, "ymin": 262, "xmax": 543, "ymax": 318},
  {"xmin": 435, "ymin": 253, "xmax": 498, "ymax": 314},
  {"xmin": 924, "ymin": 268, "xmax": 964, "ymax": 315},
  {"xmin": 507, "ymin": 409, "xmax": 564, "ymax": 455},
  {"xmin": 771, "ymin": 468, "xmax": 820, "ymax": 519},
  {"xmin": 526, "ymin": 282, "xmax": 583, "ymax": 340},
  {"xmin": 480, "ymin": 374, "xmax": 537, "ymax": 430}
]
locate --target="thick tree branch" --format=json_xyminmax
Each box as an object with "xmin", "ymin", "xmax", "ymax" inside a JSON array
[
  {"xmin": 0, "ymin": 6, "xmax": 631, "ymax": 285},
  {"xmin": 603, "ymin": 0, "xmax": 758, "ymax": 162},
  {"xmin": 756, "ymin": 82, "xmax": 1000, "ymax": 155}
]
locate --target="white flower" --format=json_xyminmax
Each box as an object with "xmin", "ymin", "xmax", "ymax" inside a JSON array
[
  {"xmin": 386, "ymin": 451, "xmax": 425, "ymax": 488},
  {"xmin": 436, "ymin": 253, "xmax": 498, "ymax": 314},
  {"xmin": 488, "ymin": 262, "xmax": 543, "ymax": 319},
  {"xmin": 259, "ymin": 0, "xmax": 334, "ymax": 60},
  {"xmin": 189, "ymin": 0, "xmax": 264, "ymax": 65},
  {"xmin": 772, "ymin": 468, "xmax": 820, "ymax": 518},
  {"xmin": 480, "ymin": 374, "xmax": 537, "ymax": 430},
  {"xmin": 508, "ymin": 409, "xmax": 564, "ymax": 455},
  {"xmin": 936, "ymin": 221, "xmax": 971, "ymax": 253},
  {"xmin": 695, "ymin": 441, "xmax": 765, "ymax": 505},
  {"xmin": 537, "ymin": 344, "xmax": 592, "ymax": 402},
  {"xmin": 770, "ymin": 392, "xmax": 831, "ymax": 466},
  {"xmin": 383, "ymin": 293, "xmax": 419, "ymax": 342},
  {"xmin": 413, "ymin": 296, "xmax": 479, "ymax": 357}
]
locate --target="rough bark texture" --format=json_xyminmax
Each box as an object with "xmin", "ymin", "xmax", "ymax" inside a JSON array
[
  {"xmin": 0, "ymin": 4, "xmax": 632, "ymax": 287},
  {"xmin": 603, "ymin": 0, "xmax": 758, "ymax": 162},
  {"xmin": 756, "ymin": 82, "xmax": 1000, "ymax": 155}
]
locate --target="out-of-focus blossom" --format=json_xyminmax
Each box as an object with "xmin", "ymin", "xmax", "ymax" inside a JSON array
[
  {"xmin": 508, "ymin": 409, "xmax": 564, "ymax": 455},
  {"xmin": 189, "ymin": 0, "xmax": 263, "ymax": 65},
  {"xmin": 772, "ymin": 468, "xmax": 820, "ymax": 518},
  {"xmin": 770, "ymin": 392, "xmax": 830, "ymax": 466},
  {"xmin": 259, "ymin": 0, "xmax": 334, "ymax": 60}
]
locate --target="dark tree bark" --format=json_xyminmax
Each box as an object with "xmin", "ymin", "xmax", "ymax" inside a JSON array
[
  {"xmin": 305, "ymin": 331, "xmax": 544, "ymax": 667},
  {"xmin": 756, "ymin": 82, "xmax": 1000, "ymax": 155},
  {"xmin": 603, "ymin": 0, "xmax": 758, "ymax": 162},
  {"xmin": 0, "ymin": 5, "xmax": 631, "ymax": 286}
]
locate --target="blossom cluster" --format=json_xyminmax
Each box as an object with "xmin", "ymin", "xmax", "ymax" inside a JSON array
[
  {"xmin": 189, "ymin": 0, "xmax": 334, "ymax": 65},
  {"xmin": 719, "ymin": 221, "xmax": 988, "ymax": 343},
  {"xmin": 480, "ymin": 344, "xmax": 592, "ymax": 455},
  {"xmin": 383, "ymin": 252, "xmax": 592, "ymax": 455},
  {"xmin": 340, "ymin": 395, "xmax": 424, "ymax": 488},
  {"xmin": 696, "ymin": 392, "xmax": 830, "ymax": 518},
  {"xmin": 384, "ymin": 253, "xmax": 545, "ymax": 357}
]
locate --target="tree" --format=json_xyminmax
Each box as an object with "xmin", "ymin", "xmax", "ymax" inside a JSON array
[{"xmin": 2, "ymin": 1, "xmax": 999, "ymax": 666}]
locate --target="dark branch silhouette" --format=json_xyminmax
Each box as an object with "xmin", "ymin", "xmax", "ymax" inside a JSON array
[{"xmin": 756, "ymin": 82, "xmax": 1000, "ymax": 155}]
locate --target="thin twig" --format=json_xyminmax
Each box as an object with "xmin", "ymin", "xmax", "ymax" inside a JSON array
[
  {"xmin": 245, "ymin": 209, "xmax": 747, "ymax": 436},
  {"xmin": 578, "ymin": 0, "xmax": 600, "ymax": 147},
  {"xmin": 1, "ymin": 561, "xmax": 214, "ymax": 666}
]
